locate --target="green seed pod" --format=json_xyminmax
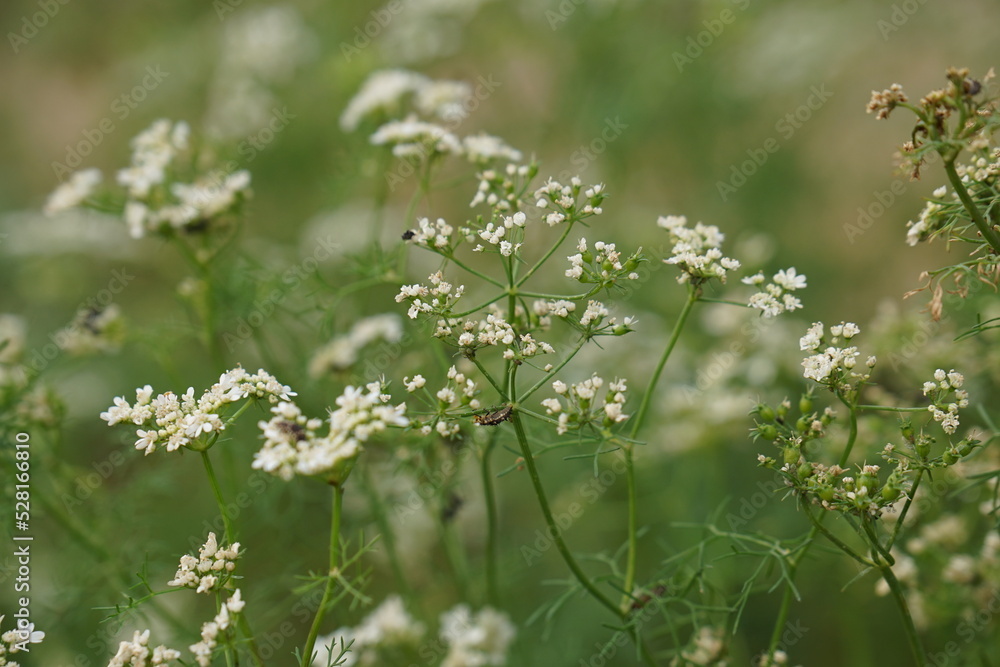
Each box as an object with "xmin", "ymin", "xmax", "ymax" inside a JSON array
[
  {"xmin": 915, "ymin": 435, "xmax": 931, "ymax": 460},
  {"xmin": 957, "ymin": 439, "xmax": 977, "ymax": 457},
  {"xmin": 581, "ymin": 250, "xmax": 594, "ymax": 264},
  {"xmin": 942, "ymin": 449, "xmax": 957, "ymax": 465},
  {"xmin": 882, "ymin": 485, "xmax": 901, "ymax": 502},
  {"xmin": 818, "ymin": 487, "xmax": 835, "ymax": 502},
  {"xmin": 776, "ymin": 401, "xmax": 790, "ymax": 420},
  {"xmin": 795, "ymin": 416, "xmax": 810, "ymax": 433},
  {"xmin": 758, "ymin": 424, "xmax": 778, "ymax": 441},
  {"xmin": 757, "ymin": 404, "xmax": 776, "ymax": 422},
  {"xmin": 602, "ymin": 259, "xmax": 614, "ymax": 272},
  {"xmin": 783, "ymin": 444, "xmax": 799, "ymax": 466},
  {"xmin": 799, "ymin": 395, "xmax": 813, "ymax": 414},
  {"xmin": 797, "ymin": 462, "xmax": 813, "ymax": 478},
  {"xmin": 899, "ymin": 419, "xmax": 914, "ymax": 443}
]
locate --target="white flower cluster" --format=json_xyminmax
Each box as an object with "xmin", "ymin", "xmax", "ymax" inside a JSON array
[
  {"xmin": 922, "ymin": 368, "xmax": 968, "ymax": 434},
  {"xmin": 0, "ymin": 615, "xmax": 44, "ymax": 667},
  {"xmin": 315, "ymin": 596, "xmax": 426, "ymax": 667},
  {"xmin": 657, "ymin": 215, "xmax": 741, "ymax": 284},
  {"xmin": 190, "ymin": 590, "xmax": 245, "ymax": 667},
  {"xmin": 679, "ymin": 626, "xmax": 726, "ymax": 666},
  {"xmin": 542, "ymin": 375, "xmax": 629, "ymax": 435},
  {"xmin": 43, "ymin": 167, "xmax": 102, "ymax": 216},
  {"xmin": 445, "ymin": 309, "xmax": 554, "ymax": 361},
  {"xmin": 534, "ymin": 177, "xmax": 605, "ymax": 226},
  {"xmin": 475, "ymin": 211, "xmax": 526, "ymax": 256},
  {"xmin": 253, "ymin": 381, "xmax": 407, "ymax": 482},
  {"xmin": 340, "ymin": 69, "xmax": 429, "ymax": 131},
  {"xmin": 799, "ymin": 322, "xmax": 875, "ymax": 387},
  {"xmin": 101, "ymin": 367, "xmax": 295, "ymax": 455},
  {"xmin": 407, "ymin": 217, "xmax": 455, "ymax": 250},
  {"xmin": 533, "ymin": 298, "xmax": 635, "ymax": 337},
  {"xmin": 742, "ymin": 268, "xmax": 807, "ymax": 317},
  {"xmin": 565, "ymin": 238, "xmax": 641, "ymax": 286},
  {"xmin": 415, "ymin": 80, "xmax": 473, "ymax": 122},
  {"xmin": 469, "ymin": 163, "xmax": 535, "ymax": 211},
  {"xmin": 396, "ymin": 271, "xmax": 466, "ymax": 320},
  {"xmin": 463, "ymin": 133, "xmax": 523, "ymax": 165},
  {"xmin": 167, "ymin": 533, "xmax": 241, "ymax": 594},
  {"xmin": 55, "ymin": 305, "xmax": 125, "ymax": 356},
  {"xmin": 439, "ymin": 604, "xmax": 517, "ymax": 667},
  {"xmin": 370, "ymin": 115, "xmax": 463, "ymax": 159},
  {"xmin": 905, "ymin": 187, "xmax": 947, "ymax": 246},
  {"xmin": 406, "ymin": 366, "xmax": 481, "ymax": 438},
  {"xmin": 106, "ymin": 629, "xmax": 180, "ymax": 667},
  {"xmin": 308, "ymin": 313, "xmax": 403, "ymax": 377}
]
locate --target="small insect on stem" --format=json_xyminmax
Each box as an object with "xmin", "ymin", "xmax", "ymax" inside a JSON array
[{"xmin": 474, "ymin": 405, "xmax": 513, "ymax": 426}]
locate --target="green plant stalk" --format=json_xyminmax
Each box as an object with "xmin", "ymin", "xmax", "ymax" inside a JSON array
[
  {"xmin": 301, "ymin": 483, "xmax": 345, "ymax": 667},
  {"xmin": 516, "ymin": 220, "xmax": 575, "ymax": 288},
  {"xmin": 360, "ymin": 467, "xmax": 413, "ymax": 605},
  {"xmin": 877, "ymin": 559, "xmax": 926, "ymax": 665},
  {"xmin": 766, "ymin": 400, "xmax": 859, "ymax": 657},
  {"xmin": 887, "ymin": 469, "xmax": 924, "ymax": 551},
  {"xmin": 620, "ymin": 285, "xmax": 700, "ymax": 610},
  {"xmin": 202, "ymin": 451, "xmax": 234, "ymax": 543},
  {"xmin": 508, "ymin": 404, "xmax": 657, "ymax": 666},
  {"xmin": 942, "ymin": 158, "xmax": 1000, "ymax": 255},
  {"xmin": 480, "ymin": 433, "xmax": 501, "ymax": 606}
]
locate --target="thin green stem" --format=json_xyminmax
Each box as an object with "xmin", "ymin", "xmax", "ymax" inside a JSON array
[
  {"xmin": 801, "ymin": 507, "xmax": 872, "ymax": 567},
  {"xmin": 480, "ymin": 434, "xmax": 500, "ymax": 606},
  {"xmin": 445, "ymin": 254, "xmax": 506, "ymax": 288},
  {"xmin": 516, "ymin": 221, "xmax": 574, "ymax": 288},
  {"xmin": 619, "ymin": 286, "xmax": 699, "ymax": 610},
  {"xmin": 508, "ymin": 397, "xmax": 657, "ymax": 666},
  {"xmin": 887, "ymin": 469, "xmax": 924, "ymax": 551},
  {"xmin": 517, "ymin": 336, "xmax": 589, "ymax": 402},
  {"xmin": 943, "ymin": 158, "xmax": 1000, "ymax": 255},
  {"xmin": 201, "ymin": 451, "xmax": 234, "ymax": 543},
  {"xmin": 877, "ymin": 560, "xmax": 926, "ymax": 665},
  {"xmin": 301, "ymin": 484, "xmax": 345, "ymax": 667},
  {"xmin": 857, "ymin": 405, "xmax": 932, "ymax": 413}
]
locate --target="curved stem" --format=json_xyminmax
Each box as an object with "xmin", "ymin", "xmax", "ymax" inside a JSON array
[
  {"xmin": 886, "ymin": 469, "xmax": 924, "ymax": 551},
  {"xmin": 619, "ymin": 286, "xmax": 699, "ymax": 609},
  {"xmin": 877, "ymin": 560, "xmax": 926, "ymax": 665},
  {"xmin": 943, "ymin": 158, "xmax": 1000, "ymax": 255},
  {"xmin": 301, "ymin": 484, "xmax": 344, "ymax": 667}
]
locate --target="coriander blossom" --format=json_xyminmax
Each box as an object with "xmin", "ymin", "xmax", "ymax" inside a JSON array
[
  {"xmin": 339, "ymin": 69, "xmax": 429, "ymax": 131},
  {"xmin": 905, "ymin": 199, "xmax": 944, "ymax": 246},
  {"xmin": 43, "ymin": 167, "xmax": 102, "ymax": 216},
  {"xmin": 469, "ymin": 163, "xmax": 535, "ymax": 211},
  {"xmin": 395, "ymin": 271, "xmax": 466, "ymax": 320},
  {"xmin": 190, "ymin": 591, "xmax": 244, "ymax": 667},
  {"xmin": 405, "ymin": 216, "xmax": 455, "ymax": 250},
  {"xmin": 533, "ymin": 176, "xmax": 606, "ymax": 223},
  {"xmin": 462, "ymin": 133, "xmax": 523, "ymax": 165},
  {"xmin": 370, "ymin": 116, "xmax": 462, "ymax": 158},
  {"xmin": 439, "ymin": 604, "xmax": 516, "ymax": 667},
  {"xmin": 798, "ymin": 322, "xmax": 870, "ymax": 388},
  {"xmin": 658, "ymin": 215, "xmax": 740, "ymax": 284},
  {"xmin": 542, "ymin": 375, "xmax": 629, "ymax": 435},
  {"xmin": 308, "ymin": 313, "xmax": 403, "ymax": 377},
  {"xmin": 415, "ymin": 79, "xmax": 472, "ymax": 122},
  {"xmin": 315, "ymin": 596, "xmax": 426, "ymax": 667},
  {"xmin": 922, "ymin": 368, "xmax": 969, "ymax": 434},
  {"xmin": 101, "ymin": 367, "xmax": 295, "ymax": 455},
  {"xmin": 56, "ymin": 304, "xmax": 125, "ymax": 355},
  {"xmin": 411, "ymin": 365, "xmax": 480, "ymax": 437},
  {"xmin": 565, "ymin": 238, "xmax": 643, "ymax": 287},
  {"xmin": 106, "ymin": 629, "xmax": 180, "ymax": 667},
  {"xmin": 117, "ymin": 119, "xmax": 190, "ymax": 199},
  {"xmin": 743, "ymin": 267, "xmax": 807, "ymax": 317},
  {"xmin": 167, "ymin": 533, "xmax": 241, "ymax": 593},
  {"xmin": 254, "ymin": 381, "xmax": 407, "ymax": 482},
  {"xmin": 866, "ymin": 83, "xmax": 908, "ymax": 120},
  {"xmin": 477, "ymin": 211, "xmax": 526, "ymax": 255}
]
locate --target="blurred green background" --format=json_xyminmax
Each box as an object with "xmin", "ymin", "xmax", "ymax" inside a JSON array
[{"xmin": 3, "ymin": 0, "xmax": 1000, "ymax": 665}]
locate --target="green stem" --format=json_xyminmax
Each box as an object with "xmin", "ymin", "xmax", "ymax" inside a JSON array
[
  {"xmin": 516, "ymin": 221, "xmax": 575, "ymax": 288},
  {"xmin": 943, "ymin": 158, "xmax": 1000, "ymax": 255},
  {"xmin": 887, "ymin": 469, "xmax": 923, "ymax": 551},
  {"xmin": 619, "ymin": 285, "xmax": 699, "ymax": 609},
  {"xmin": 767, "ymin": 399, "xmax": 860, "ymax": 657},
  {"xmin": 877, "ymin": 560, "xmax": 926, "ymax": 665},
  {"xmin": 517, "ymin": 336, "xmax": 589, "ymax": 402},
  {"xmin": 201, "ymin": 451, "xmax": 234, "ymax": 543},
  {"xmin": 508, "ymin": 405, "xmax": 657, "ymax": 666},
  {"xmin": 480, "ymin": 434, "xmax": 500, "ymax": 606},
  {"xmin": 445, "ymin": 254, "xmax": 506, "ymax": 288},
  {"xmin": 301, "ymin": 484, "xmax": 345, "ymax": 667}
]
